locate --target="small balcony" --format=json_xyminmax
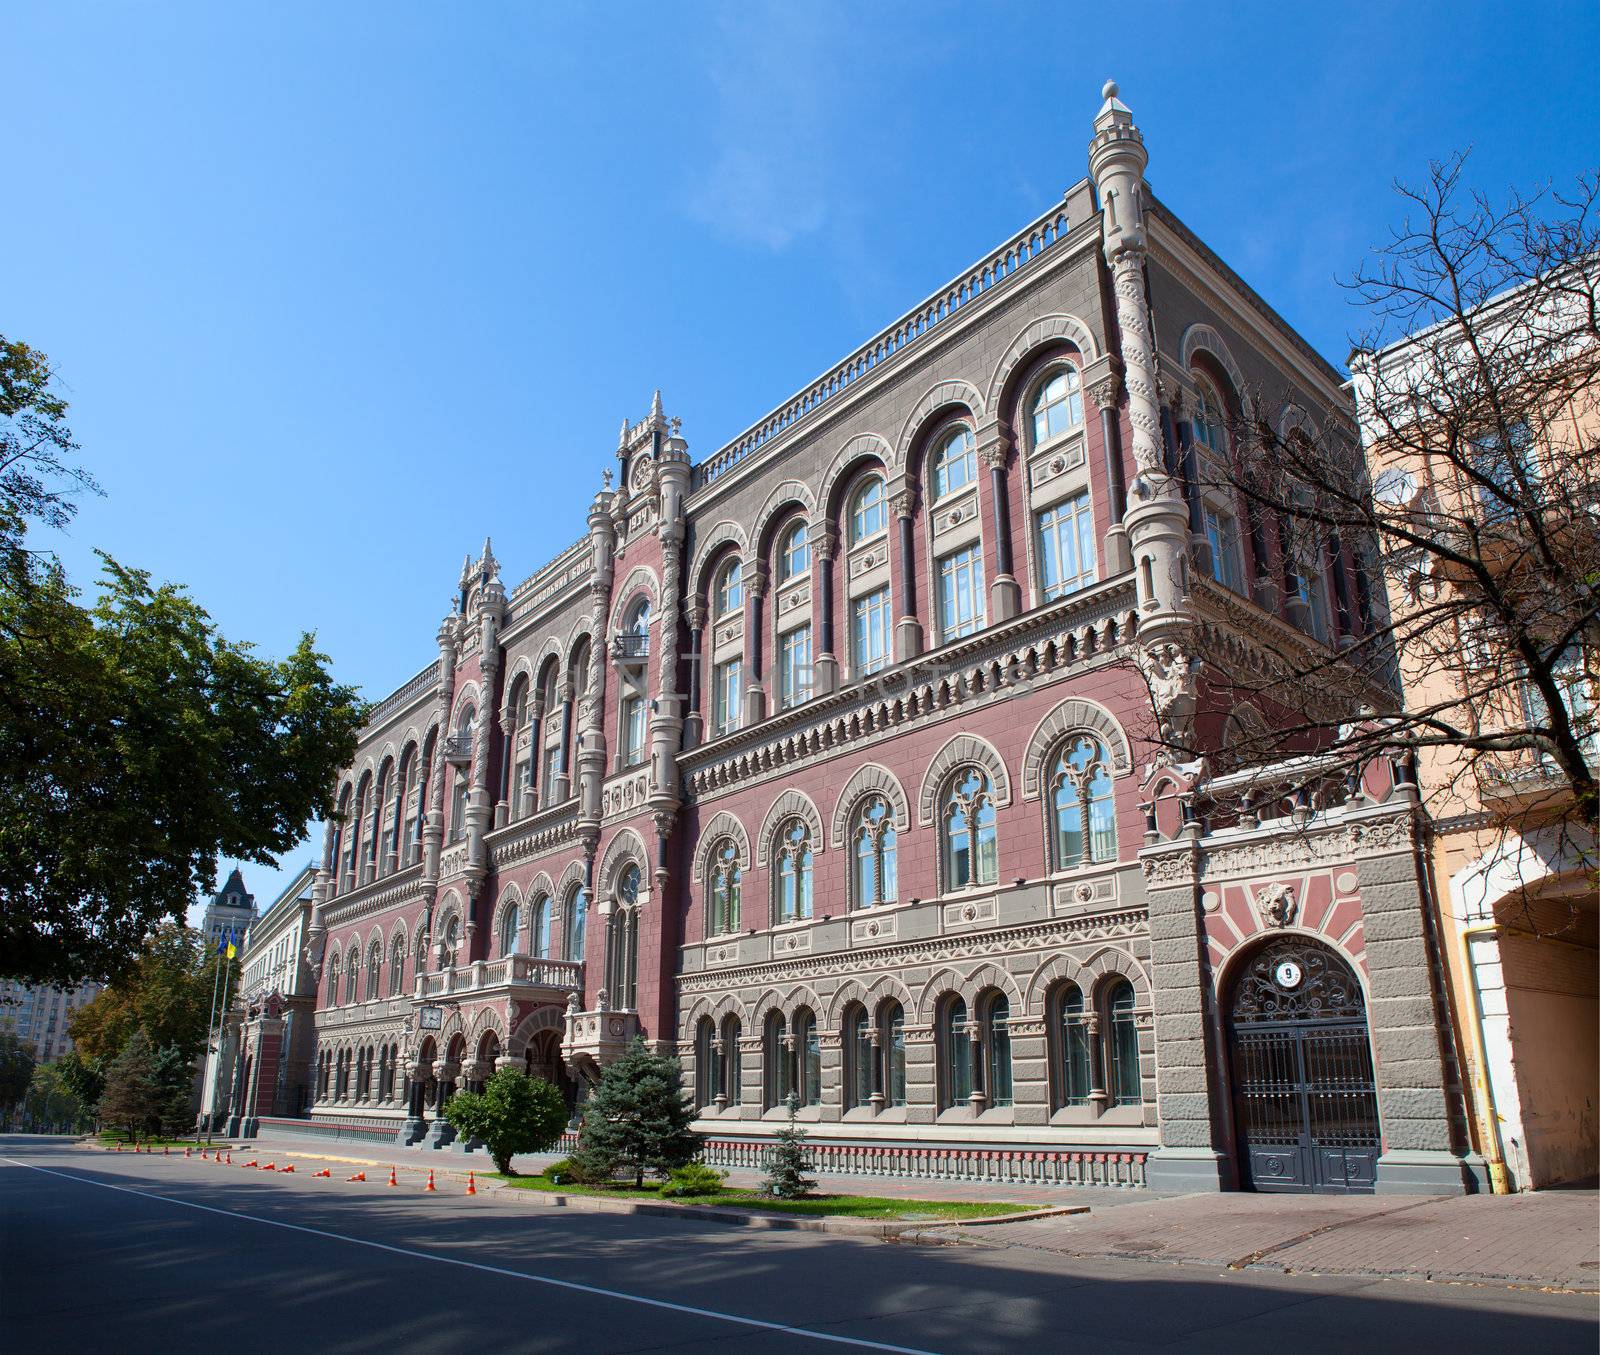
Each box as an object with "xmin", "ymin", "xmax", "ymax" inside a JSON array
[
  {"xmin": 442, "ymin": 734, "xmax": 473, "ymax": 766},
  {"xmin": 611, "ymin": 631, "xmax": 650, "ymax": 662},
  {"xmin": 418, "ymin": 954, "xmax": 584, "ymax": 1004},
  {"xmin": 563, "ymin": 1003, "xmax": 640, "ymax": 1079}
]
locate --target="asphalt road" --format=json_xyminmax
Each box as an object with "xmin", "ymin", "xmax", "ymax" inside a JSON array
[{"xmin": 2, "ymin": 1135, "xmax": 1594, "ymax": 1355}]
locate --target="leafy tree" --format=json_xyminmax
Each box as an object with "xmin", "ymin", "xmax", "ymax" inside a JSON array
[
  {"xmin": 442, "ymin": 1069, "xmax": 568, "ymax": 1175},
  {"xmin": 761, "ymin": 1094, "xmax": 815, "ymax": 1199},
  {"xmin": 69, "ymin": 925, "xmax": 224, "ymax": 1066},
  {"xmin": 0, "ymin": 335, "xmax": 366, "ymax": 989},
  {"xmin": 0, "ymin": 1029, "xmax": 37, "ymax": 1123},
  {"xmin": 99, "ymin": 1031, "xmax": 164, "ymax": 1142},
  {"xmin": 575, "ymin": 1039, "xmax": 702, "ymax": 1188},
  {"xmin": 55, "ymin": 1049, "xmax": 106, "ymax": 1122},
  {"xmin": 24, "ymin": 1060, "xmax": 85, "ymax": 1132}
]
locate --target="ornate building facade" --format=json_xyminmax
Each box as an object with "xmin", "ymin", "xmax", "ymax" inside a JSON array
[{"xmin": 285, "ymin": 84, "xmax": 1484, "ymax": 1195}]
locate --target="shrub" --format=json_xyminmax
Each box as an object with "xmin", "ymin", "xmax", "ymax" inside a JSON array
[
  {"xmin": 542, "ymin": 1156, "xmax": 604, "ymax": 1186},
  {"xmin": 441, "ymin": 1069, "xmax": 568, "ymax": 1175},
  {"xmin": 660, "ymin": 1162, "xmax": 727, "ymax": 1197},
  {"xmin": 761, "ymin": 1095, "xmax": 815, "ymax": 1199}
]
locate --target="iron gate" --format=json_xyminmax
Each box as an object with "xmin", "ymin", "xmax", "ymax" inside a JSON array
[{"xmin": 1227, "ymin": 936, "xmax": 1381, "ymax": 1193}]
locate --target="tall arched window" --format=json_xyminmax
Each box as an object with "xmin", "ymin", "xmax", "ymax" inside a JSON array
[
  {"xmin": 344, "ymin": 949, "xmax": 360, "ymax": 1004},
  {"xmin": 773, "ymin": 819, "xmax": 814, "ymax": 924},
  {"xmin": 530, "ymin": 895, "xmax": 552, "ymax": 958},
  {"xmin": 695, "ymin": 1017, "xmax": 718, "ymax": 1108},
  {"xmin": 606, "ymin": 864, "xmax": 640, "ymax": 1010},
  {"xmin": 849, "ymin": 473, "xmax": 887, "ymax": 545},
  {"xmin": 777, "ymin": 521, "xmax": 809, "ymax": 583},
  {"xmin": 1050, "ymin": 736, "xmax": 1117, "ymax": 870},
  {"xmin": 931, "ymin": 426, "xmax": 977, "ymax": 500},
  {"xmin": 440, "ymin": 916, "xmax": 460, "ymax": 969},
  {"xmin": 499, "ymin": 901, "xmax": 523, "ymax": 958},
  {"xmin": 1105, "ymin": 979, "xmax": 1141, "ymax": 1107},
  {"xmin": 365, "ymin": 941, "xmax": 382, "ymax": 1000},
  {"xmin": 984, "ymin": 993, "xmax": 1013, "ymax": 1108},
  {"xmin": 415, "ymin": 930, "xmax": 428, "ymax": 976},
  {"xmin": 880, "ymin": 1001, "xmax": 906, "ymax": 1109},
  {"xmin": 845, "ymin": 1005, "xmax": 873, "ymax": 1111},
  {"xmin": 1053, "ymin": 983, "xmax": 1092, "ymax": 1108},
  {"xmin": 624, "ymin": 596, "xmax": 651, "ymax": 648},
  {"xmin": 720, "ymin": 1015, "xmax": 742, "ymax": 1107},
  {"xmin": 707, "ymin": 840, "xmax": 741, "ymax": 936},
  {"xmin": 1190, "ymin": 376, "xmax": 1229, "ymax": 457},
  {"xmin": 389, "ymin": 936, "xmax": 407, "ymax": 995},
  {"xmin": 566, "ymin": 887, "xmax": 588, "ymax": 963},
  {"xmin": 326, "ymin": 954, "xmax": 341, "ymax": 1006},
  {"xmin": 764, "ymin": 1011, "xmax": 791, "ymax": 1109},
  {"xmin": 1031, "ymin": 366, "xmax": 1084, "ymax": 447},
  {"xmin": 940, "ymin": 997, "xmax": 972, "ymax": 1109},
  {"xmin": 398, "ymin": 744, "xmax": 420, "ymax": 863},
  {"xmin": 942, "ymin": 768, "xmax": 998, "ymax": 890},
  {"xmin": 449, "ymin": 705, "xmax": 474, "ymax": 843},
  {"xmin": 374, "ymin": 760, "xmax": 394, "ymax": 876},
  {"xmin": 852, "ymin": 796, "xmax": 897, "ymax": 908},
  {"xmin": 795, "ymin": 1008, "xmax": 821, "ymax": 1107},
  {"xmin": 715, "ymin": 558, "xmax": 743, "ymax": 617}
]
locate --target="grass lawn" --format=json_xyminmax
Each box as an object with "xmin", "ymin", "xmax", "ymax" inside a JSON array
[
  {"xmin": 96, "ymin": 1130, "xmax": 206, "ymax": 1148},
  {"xmin": 494, "ymin": 1171, "xmax": 1029, "ymax": 1221}
]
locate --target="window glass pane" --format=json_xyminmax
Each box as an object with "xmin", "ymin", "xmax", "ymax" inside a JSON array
[
  {"xmin": 850, "ymin": 1010, "xmax": 873, "ymax": 1109},
  {"xmin": 885, "ymin": 1005, "xmax": 907, "ymax": 1108},
  {"xmin": 1107, "ymin": 982, "xmax": 1141, "ymax": 1106},
  {"xmin": 567, "ymin": 889, "xmax": 587, "ymax": 961},
  {"xmin": 1032, "ymin": 368, "xmax": 1084, "ymax": 445},
  {"xmin": 779, "ymin": 523, "xmax": 810, "ymax": 582},
  {"xmin": 933, "ymin": 427, "xmax": 976, "ymax": 499},
  {"xmin": 938, "ymin": 544, "xmax": 986, "ymax": 641},
  {"xmin": 717, "ymin": 560, "xmax": 743, "ymax": 616},
  {"xmin": 1058, "ymin": 986, "xmax": 1091, "ymax": 1106},
  {"xmin": 779, "ymin": 625, "xmax": 811, "ymax": 710},
  {"xmin": 987, "ymin": 997, "xmax": 1013, "ymax": 1107},
  {"xmin": 1038, "ymin": 493, "xmax": 1097, "ymax": 600},
  {"xmin": 850, "ymin": 476, "xmax": 887, "ymax": 544},
  {"xmin": 714, "ymin": 658, "xmax": 742, "ymax": 735},
  {"xmin": 851, "ymin": 587, "xmax": 891, "ymax": 676},
  {"xmin": 802, "ymin": 1013, "xmax": 822, "ymax": 1106},
  {"xmin": 946, "ymin": 999, "xmax": 971, "ymax": 1107}
]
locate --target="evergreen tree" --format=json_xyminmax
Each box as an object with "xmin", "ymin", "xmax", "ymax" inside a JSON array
[
  {"xmin": 151, "ymin": 1043, "xmax": 196, "ymax": 1135},
  {"xmin": 442, "ymin": 1069, "xmax": 568, "ymax": 1174},
  {"xmin": 98, "ymin": 1031, "xmax": 163, "ymax": 1142},
  {"xmin": 762, "ymin": 1094, "xmax": 815, "ymax": 1199},
  {"xmin": 575, "ymin": 1038, "xmax": 702, "ymax": 1188}
]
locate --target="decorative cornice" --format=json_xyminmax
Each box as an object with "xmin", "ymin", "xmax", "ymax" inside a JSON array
[{"xmin": 322, "ymin": 866, "xmax": 427, "ymax": 930}]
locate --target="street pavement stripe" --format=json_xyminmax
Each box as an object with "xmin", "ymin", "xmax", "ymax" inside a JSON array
[{"xmin": 3, "ymin": 1158, "xmax": 940, "ymax": 1355}]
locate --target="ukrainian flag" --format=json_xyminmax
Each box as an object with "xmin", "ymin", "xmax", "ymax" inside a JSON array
[{"xmin": 223, "ymin": 928, "xmax": 237, "ymax": 960}]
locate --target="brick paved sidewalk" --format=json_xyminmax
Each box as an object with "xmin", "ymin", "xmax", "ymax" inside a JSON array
[{"xmin": 907, "ymin": 1188, "xmax": 1600, "ymax": 1291}]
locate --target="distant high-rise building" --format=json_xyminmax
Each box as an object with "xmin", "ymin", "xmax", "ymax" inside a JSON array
[{"xmin": 0, "ymin": 979, "xmax": 104, "ymax": 1063}]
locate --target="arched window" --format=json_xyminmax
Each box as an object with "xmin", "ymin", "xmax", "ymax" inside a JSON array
[
  {"xmin": 365, "ymin": 942, "xmax": 381, "ymax": 1000},
  {"xmin": 344, "ymin": 949, "xmax": 360, "ymax": 1004},
  {"xmin": 1105, "ymin": 979, "xmax": 1141, "ymax": 1107},
  {"xmin": 1053, "ymin": 984, "xmax": 1092, "ymax": 1108},
  {"xmin": 931, "ymin": 426, "xmax": 977, "ymax": 500},
  {"xmin": 415, "ymin": 930, "xmax": 428, "ymax": 975},
  {"xmin": 531, "ymin": 895, "xmax": 552, "ymax": 959},
  {"xmin": 942, "ymin": 768, "xmax": 998, "ymax": 890},
  {"xmin": 1191, "ymin": 376, "xmax": 1229, "ymax": 457},
  {"xmin": 715, "ymin": 558, "xmax": 743, "ymax": 618},
  {"xmin": 566, "ymin": 887, "xmax": 588, "ymax": 963},
  {"xmin": 1031, "ymin": 366, "xmax": 1084, "ymax": 446},
  {"xmin": 773, "ymin": 819, "xmax": 814, "ymax": 924},
  {"xmin": 853, "ymin": 796, "xmax": 898, "ymax": 908},
  {"xmin": 795, "ymin": 1008, "xmax": 821, "ymax": 1107},
  {"xmin": 1050, "ymin": 736, "xmax": 1117, "ymax": 869},
  {"xmin": 326, "ymin": 954, "xmax": 340, "ymax": 1006},
  {"xmin": 880, "ymin": 1001, "xmax": 906, "ymax": 1109},
  {"xmin": 695, "ymin": 1017, "xmax": 718, "ymax": 1108},
  {"xmin": 440, "ymin": 916, "xmax": 460, "ymax": 969},
  {"xmin": 777, "ymin": 521, "xmax": 809, "ymax": 583},
  {"xmin": 983, "ymin": 993, "xmax": 1013, "ymax": 1108},
  {"xmin": 449, "ymin": 705, "xmax": 474, "ymax": 844},
  {"xmin": 389, "ymin": 936, "xmax": 406, "ymax": 995},
  {"xmin": 707, "ymin": 840, "xmax": 741, "ymax": 936},
  {"xmin": 764, "ymin": 1011, "xmax": 790, "ymax": 1109},
  {"xmin": 845, "ymin": 1005, "xmax": 873, "ymax": 1111},
  {"xmin": 720, "ymin": 1015, "xmax": 742, "ymax": 1107},
  {"xmin": 374, "ymin": 760, "xmax": 394, "ymax": 876},
  {"xmin": 624, "ymin": 596, "xmax": 651, "ymax": 646},
  {"xmin": 940, "ymin": 997, "xmax": 972, "ymax": 1109},
  {"xmin": 606, "ymin": 865, "xmax": 640, "ymax": 1010},
  {"xmin": 499, "ymin": 901, "xmax": 523, "ymax": 958},
  {"xmin": 848, "ymin": 474, "xmax": 887, "ymax": 545}
]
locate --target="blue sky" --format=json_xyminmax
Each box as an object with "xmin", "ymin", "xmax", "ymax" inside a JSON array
[{"xmin": 7, "ymin": 2, "xmax": 1597, "ymax": 921}]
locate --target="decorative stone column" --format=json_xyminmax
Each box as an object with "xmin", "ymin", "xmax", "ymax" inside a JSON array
[
  {"xmin": 743, "ymin": 561, "xmax": 769, "ymax": 724},
  {"xmin": 817, "ymin": 1031, "xmax": 844, "ymax": 1123},
  {"xmin": 1088, "ymin": 373, "xmax": 1133, "ymax": 575},
  {"xmin": 981, "ymin": 440, "xmax": 1022, "ymax": 622},
  {"xmin": 890, "ymin": 487, "xmax": 924, "ymax": 661},
  {"xmin": 682, "ymin": 597, "xmax": 706, "ymax": 749},
  {"xmin": 903, "ymin": 1025, "xmax": 937, "ymax": 1126},
  {"xmin": 812, "ymin": 524, "xmax": 840, "ymax": 696}
]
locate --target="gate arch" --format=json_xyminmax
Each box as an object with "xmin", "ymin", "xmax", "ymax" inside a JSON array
[{"xmin": 1224, "ymin": 934, "xmax": 1380, "ymax": 1194}]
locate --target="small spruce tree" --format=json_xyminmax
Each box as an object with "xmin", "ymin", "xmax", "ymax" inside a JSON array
[
  {"xmin": 762, "ymin": 1094, "xmax": 815, "ymax": 1199},
  {"xmin": 575, "ymin": 1038, "xmax": 702, "ymax": 1188},
  {"xmin": 98, "ymin": 1031, "xmax": 163, "ymax": 1142},
  {"xmin": 442, "ymin": 1069, "xmax": 569, "ymax": 1174}
]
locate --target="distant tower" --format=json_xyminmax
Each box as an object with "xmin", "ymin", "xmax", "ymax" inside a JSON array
[{"xmin": 202, "ymin": 867, "xmax": 257, "ymax": 947}]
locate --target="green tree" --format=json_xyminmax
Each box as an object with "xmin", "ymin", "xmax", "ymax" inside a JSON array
[
  {"xmin": 442, "ymin": 1069, "xmax": 569, "ymax": 1175},
  {"xmin": 151, "ymin": 1042, "xmax": 197, "ymax": 1135},
  {"xmin": 0, "ymin": 335, "xmax": 366, "ymax": 989},
  {"xmin": 0, "ymin": 1029, "xmax": 37, "ymax": 1124},
  {"xmin": 24, "ymin": 1060, "xmax": 85, "ymax": 1132},
  {"xmin": 99, "ymin": 1031, "xmax": 164, "ymax": 1142},
  {"xmin": 761, "ymin": 1094, "xmax": 815, "ymax": 1199},
  {"xmin": 575, "ymin": 1039, "xmax": 702, "ymax": 1188},
  {"xmin": 55, "ymin": 1049, "xmax": 106, "ymax": 1123},
  {"xmin": 69, "ymin": 925, "xmax": 224, "ymax": 1066}
]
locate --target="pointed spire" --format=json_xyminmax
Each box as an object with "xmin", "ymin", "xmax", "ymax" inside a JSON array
[
  {"xmin": 459, "ymin": 552, "xmax": 472, "ymax": 589},
  {"xmin": 618, "ymin": 417, "xmax": 629, "ymax": 449},
  {"xmin": 650, "ymin": 388, "xmax": 664, "ymax": 420}
]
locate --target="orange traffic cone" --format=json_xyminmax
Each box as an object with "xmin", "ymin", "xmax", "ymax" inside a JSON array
[
  {"xmin": 387, "ymin": 1167, "xmax": 398, "ymax": 1187},
  {"xmin": 115, "ymin": 1144, "xmax": 123, "ymax": 1153},
  {"xmin": 262, "ymin": 1163, "xmax": 276, "ymax": 1171},
  {"xmin": 313, "ymin": 1168, "xmax": 332, "ymax": 1178},
  {"xmin": 164, "ymin": 1145, "xmax": 170, "ymax": 1156},
  {"xmin": 346, "ymin": 1171, "xmax": 366, "ymax": 1182},
  {"xmin": 184, "ymin": 1147, "xmax": 191, "ymax": 1158},
  {"xmin": 243, "ymin": 1159, "xmax": 258, "ymax": 1169},
  {"xmin": 424, "ymin": 1170, "xmax": 436, "ymax": 1192},
  {"xmin": 466, "ymin": 1172, "xmax": 476, "ymax": 1196},
  {"xmin": 226, "ymin": 1152, "xmax": 233, "ymax": 1166},
  {"xmin": 281, "ymin": 1164, "xmax": 296, "ymax": 1173}
]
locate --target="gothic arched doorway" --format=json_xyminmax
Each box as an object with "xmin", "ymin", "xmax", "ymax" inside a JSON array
[
  {"xmin": 525, "ymin": 1028, "xmax": 578, "ymax": 1117},
  {"xmin": 1225, "ymin": 934, "xmax": 1381, "ymax": 1193}
]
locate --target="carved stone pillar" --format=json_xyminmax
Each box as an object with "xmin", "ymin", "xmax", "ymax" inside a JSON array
[
  {"xmin": 981, "ymin": 441, "xmax": 1021, "ymax": 622},
  {"xmin": 1089, "ymin": 374, "xmax": 1133, "ymax": 575},
  {"xmin": 812, "ymin": 524, "xmax": 840, "ymax": 696},
  {"xmin": 743, "ymin": 561, "xmax": 768, "ymax": 724},
  {"xmin": 891, "ymin": 489, "xmax": 924, "ymax": 661},
  {"xmin": 683, "ymin": 597, "xmax": 706, "ymax": 749}
]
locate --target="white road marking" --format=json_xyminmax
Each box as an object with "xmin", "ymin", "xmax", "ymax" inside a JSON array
[{"xmin": 3, "ymin": 1157, "xmax": 941, "ymax": 1355}]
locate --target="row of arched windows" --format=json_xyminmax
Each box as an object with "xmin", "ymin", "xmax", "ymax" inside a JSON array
[
  {"xmin": 316, "ymin": 1042, "xmax": 402, "ymax": 1104},
  {"xmin": 692, "ymin": 977, "xmax": 1142, "ymax": 1116},
  {"xmin": 700, "ymin": 741, "xmax": 1117, "ymax": 938}
]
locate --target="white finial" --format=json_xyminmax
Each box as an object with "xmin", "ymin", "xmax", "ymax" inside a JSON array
[
  {"xmin": 1102, "ymin": 79, "xmax": 1118, "ymax": 101},
  {"xmin": 602, "ymin": 468, "xmax": 613, "ymax": 490},
  {"xmin": 650, "ymin": 389, "xmax": 664, "ymax": 418}
]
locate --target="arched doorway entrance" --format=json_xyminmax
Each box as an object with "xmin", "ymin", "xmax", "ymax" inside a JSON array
[
  {"xmin": 525, "ymin": 1028, "xmax": 579, "ymax": 1118},
  {"xmin": 1225, "ymin": 935, "xmax": 1381, "ymax": 1193}
]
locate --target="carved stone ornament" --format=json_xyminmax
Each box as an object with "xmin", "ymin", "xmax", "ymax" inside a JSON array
[
  {"xmin": 1252, "ymin": 882, "xmax": 1297, "ymax": 929},
  {"xmin": 1136, "ymin": 641, "xmax": 1201, "ymax": 746}
]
